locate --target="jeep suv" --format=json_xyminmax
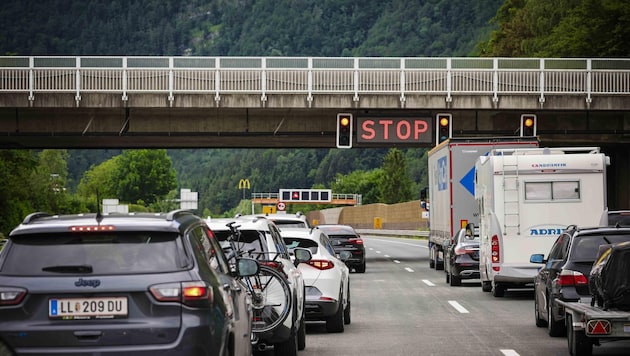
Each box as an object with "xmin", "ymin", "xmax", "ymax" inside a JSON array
[
  {"xmin": 530, "ymin": 225, "xmax": 630, "ymax": 337},
  {"xmin": 0, "ymin": 210, "xmax": 258, "ymax": 356},
  {"xmin": 207, "ymin": 216, "xmax": 310, "ymax": 356}
]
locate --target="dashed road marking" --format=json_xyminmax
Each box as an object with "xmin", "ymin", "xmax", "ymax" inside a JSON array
[
  {"xmin": 500, "ymin": 350, "xmax": 520, "ymax": 356},
  {"xmin": 448, "ymin": 300, "xmax": 469, "ymax": 314},
  {"xmin": 422, "ymin": 279, "xmax": 435, "ymax": 286},
  {"xmin": 393, "ymin": 260, "xmax": 400, "ymax": 264},
  {"xmin": 404, "ymin": 267, "xmax": 414, "ymax": 273}
]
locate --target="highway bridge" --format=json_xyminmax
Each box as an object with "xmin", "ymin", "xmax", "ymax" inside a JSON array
[
  {"xmin": 1, "ymin": 56, "xmax": 629, "ymax": 208},
  {"xmin": 0, "ymin": 56, "xmax": 629, "ymax": 148}
]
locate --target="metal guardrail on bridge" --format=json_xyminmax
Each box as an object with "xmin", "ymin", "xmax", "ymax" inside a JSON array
[{"xmin": 1, "ymin": 56, "xmax": 629, "ymax": 106}]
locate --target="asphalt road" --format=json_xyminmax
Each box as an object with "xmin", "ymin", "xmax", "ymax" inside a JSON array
[{"xmin": 294, "ymin": 235, "xmax": 630, "ymax": 356}]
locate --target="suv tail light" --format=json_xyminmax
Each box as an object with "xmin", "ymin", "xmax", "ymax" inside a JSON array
[
  {"xmin": 308, "ymin": 259, "xmax": 335, "ymax": 270},
  {"xmin": 150, "ymin": 281, "xmax": 213, "ymax": 307},
  {"xmin": 491, "ymin": 235, "xmax": 500, "ymax": 271},
  {"xmin": 557, "ymin": 270, "xmax": 589, "ymax": 286},
  {"xmin": 0, "ymin": 287, "xmax": 27, "ymax": 305},
  {"xmin": 349, "ymin": 238, "xmax": 363, "ymax": 245},
  {"xmin": 260, "ymin": 260, "xmax": 288, "ymax": 278}
]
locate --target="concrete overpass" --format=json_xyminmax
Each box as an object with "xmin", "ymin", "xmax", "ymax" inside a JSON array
[{"xmin": 0, "ymin": 56, "xmax": 629, "ymax": 148}]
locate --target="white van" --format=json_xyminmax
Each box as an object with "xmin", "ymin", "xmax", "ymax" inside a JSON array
[{"xmin": 475, "ymin": 147, "xmax": 609, "ymax": 297}]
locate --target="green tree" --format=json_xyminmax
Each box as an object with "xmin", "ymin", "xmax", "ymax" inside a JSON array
[
  {"xmin": 379, "ymin": 148, "xmax": 413, "ymax": 204},
  {"xmin": 330, "ymin": 169, "xmax": 383, "ymax": 205},
  {"xmin": 0, "ymin": 150, "xmax": 38, "ymax": 236},
  {"xmin": 77, "ymin": 155, "xmax": 122, "ymax": 207},
  {"xmin": 112, "ymin": 149, "xmax": 177, "ymax": 205},
  {"xmin": 31, "ymin": 150, "xmax": 82, "ymax": 214}
]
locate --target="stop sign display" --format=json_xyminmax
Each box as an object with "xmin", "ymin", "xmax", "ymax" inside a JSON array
[{"xmin": 357, "ymin": 117, "xmax": 432, "ymax": 144}]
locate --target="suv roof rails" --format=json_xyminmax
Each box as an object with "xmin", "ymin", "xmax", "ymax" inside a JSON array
[
  {"xmin": 565, "ymin": 224, "xmax": 578, "ymax": 232},
  {"xmin": 165, "ymin": 209, "xmax": 195, "ymax": 221},
  {"xmin": 22, "ymin": 212, "xmax": 51, "ymax": 225}
]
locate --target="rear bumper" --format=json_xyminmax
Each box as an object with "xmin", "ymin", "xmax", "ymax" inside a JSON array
[
  {"xmin": 453, "ymin": 266, "xmax": 480, "ymax": 279},
  {"xmin": 304, "ymin": 298, "xmax": 339, "ymax": 320}
]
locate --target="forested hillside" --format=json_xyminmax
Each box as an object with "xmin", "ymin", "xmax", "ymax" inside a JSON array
[
  {"xmin": 2, "ymin": 0, "xmax": 626, "ymax": 234},
  {"xmin": 1, "ymin": 0, "xmax": 501, "ymax": 56}
]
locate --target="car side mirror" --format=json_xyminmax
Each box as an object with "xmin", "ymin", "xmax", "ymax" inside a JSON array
[
  {"xmin": 292, "ymin": 247, "xmax": 312, "ymax": 267},
  {"xmin": 236, "ymin": 257, "xmax": 259, "ymax": 277},
  {"xmin": 529, "ymin": 254, "xmax": 545, "ymax": 264}
]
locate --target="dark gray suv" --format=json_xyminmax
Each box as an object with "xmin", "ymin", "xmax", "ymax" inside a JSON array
[
  {"xmin": 530, "ymin": 225, "xmax": 630, "ymax": 337},
  {"xmin": 0, "ymin": 210, "xmax": 258, "ymax": 356}
]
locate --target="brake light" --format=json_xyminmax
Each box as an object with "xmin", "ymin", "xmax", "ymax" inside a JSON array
[
  {"xmin": 557, "ymin": 270, "xmax": 589, "ymax": 286},
  {"xmin": 491, "ymin": 235, "xmax": 500, "ymax": 271},
  {"xmin": 260, "ymin": 261, "xmax": 284, "ymax": 270},
  {"xmin": 349, "ymin": 238, "xmax": 363, "ymax": 245},
  {"xmin": 150, "ymin": 281, "xmax": 213, "ymax": 307},
  {"xmin": 69, "ymin": 225, "xmax": 115, "ymax": 232},
  {"xmin": 0, "ymin": 287, "xmax": 27, "ymax": 305},
  {"xmin": 308, "ymin": 259, "xmax": 335, "ymax": 270},
  {"xmin": 260, "ymin": 261, "xmax": 288, "ymax": 278}
]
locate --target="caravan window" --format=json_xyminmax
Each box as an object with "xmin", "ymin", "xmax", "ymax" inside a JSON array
[{"xmin": 525, "ymin": 181, "xmax": 580, "ymax": 201}]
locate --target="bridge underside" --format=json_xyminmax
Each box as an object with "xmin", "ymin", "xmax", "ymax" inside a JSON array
[{"xmin": 0, "ymin": 105, "xmax": 629, "ymax": 149}]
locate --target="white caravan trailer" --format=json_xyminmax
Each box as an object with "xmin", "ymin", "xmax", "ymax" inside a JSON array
[{"xmin": 475, "ymin": 147, "xmax": 609, "ymax": 297}]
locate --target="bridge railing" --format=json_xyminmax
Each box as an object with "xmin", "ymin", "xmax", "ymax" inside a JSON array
[{"xmin": 1, "ymin": 56, "xmax": 629, "ymax": 103}]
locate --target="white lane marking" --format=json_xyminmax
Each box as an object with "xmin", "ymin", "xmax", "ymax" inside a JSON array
[
  {"xmin": 368, "ymin": 247, "xmax": 374, "ymax": 251},
  {"xmin": 404, "ymin": 267, "xmax": 414, "ymax": 273},
  {"xmin": 393, "ymin": 260, "xmax": 401, "ymax": 264},
  {"xmin": 500, "ymin": 350, "xmax": 520, "ymax": 356},
  {"xmin": 422, "ymin": 279, "xmax": 435, "ymax": 286},
  {"xmin": 448, "ymin": 300, "xmax": 469, "ymax": 314},
  {"xmin": 375, "ymin": 250, "xmax": 381, "ymax": 254},
  {"xmin": 384, "ymin": 254, "xmax": 390, "ymax": 258}
]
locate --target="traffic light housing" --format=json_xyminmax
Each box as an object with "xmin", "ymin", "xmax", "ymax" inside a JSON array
[
  {"xmin": 436, "ymin": 113, "xmax": 452, "ymax": 144},
  {"xmin": 520, "ymin": 114, "xmax": 537, "ymax": 137},
  {"xmin": 336, "ymin": 113, "xmax": 353, "ymax": 148}
]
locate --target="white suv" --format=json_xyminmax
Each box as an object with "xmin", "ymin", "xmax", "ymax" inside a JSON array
[
  {"xmin": 244, "ymin": 212, "xmax": 311, "ymax": 230},
  {"xmin": 207, "ymin": 216, "xmax": 309, "ymax": 356}
]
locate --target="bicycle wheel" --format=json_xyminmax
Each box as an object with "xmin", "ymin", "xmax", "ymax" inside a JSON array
[{"xmin": 244, "ymin": 264, "xmax": 292, "ymax": 333}]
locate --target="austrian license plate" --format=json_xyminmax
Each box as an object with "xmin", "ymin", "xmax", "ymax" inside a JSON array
[{"xmin": 49, "ymin": 297, "xmax": 128, "ymax": 320}]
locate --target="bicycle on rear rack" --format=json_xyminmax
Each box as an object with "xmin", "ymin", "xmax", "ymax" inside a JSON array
[{"xmin": 226, "ymin": 222, "xmax": 292, "ymax": 334}]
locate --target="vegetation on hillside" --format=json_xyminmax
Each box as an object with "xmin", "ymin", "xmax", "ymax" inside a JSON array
[
  {"xmin": 1, "ymin": 0, "xmax": 628, "ymax": 235},
  {"xmin": 478, "ymin": 0, "xmax": 630, "ymax": 57}
]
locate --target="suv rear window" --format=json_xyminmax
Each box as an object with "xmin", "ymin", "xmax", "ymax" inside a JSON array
[
  {"xmin": 218, "ymin": 230, "xmax": 269, "ymax": 260},
  {"xmin": 270, "ymin": 220, "xmax": 308, "ymax": 229},
  {"xmin": 1, "ymin": 232, "xmax": 183, "ymax": 275},
  {"xmin": 571, "ymin": 233, "xmax": 630, "ymax": 261}
]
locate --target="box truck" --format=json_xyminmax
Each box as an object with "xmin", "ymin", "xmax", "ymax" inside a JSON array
[
  {"xmin": 475, "ymin": 147, "xmax": 609, "ymax": 297},
  {"xmin": 426, "ymin": 137, "xmax": 539, "ymax": 270}
]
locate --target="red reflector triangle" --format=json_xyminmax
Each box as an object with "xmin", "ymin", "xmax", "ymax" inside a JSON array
[{"xmin": 587, "ymin": 320, "xmax": 611, "ymax": 335}]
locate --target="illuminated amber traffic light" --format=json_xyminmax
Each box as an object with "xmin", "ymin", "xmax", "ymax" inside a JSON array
[
  {"xmin": 436, "ymin": 113, "xmax": 452, "ymax": 144},
  {"xmin": 336, "ymin": 113, "xmax": 353, "ymax": 148},
  {"xmin": 520, "ymin": 114, "xmax": 537, "ymax": 137}
]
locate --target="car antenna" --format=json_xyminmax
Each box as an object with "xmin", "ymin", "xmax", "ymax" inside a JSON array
[{"xmin": 95, "ymin": 189, "xmax": 103, "ymax": 225}]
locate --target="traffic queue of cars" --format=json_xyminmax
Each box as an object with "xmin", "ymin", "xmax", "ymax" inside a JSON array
[
  {"xmin": 435, "ymin": 208, "xmax": 630, "ymax": 355},
  {"xmin": 0, "ymin": 210, "xmax": 364, "ymax": 356}
]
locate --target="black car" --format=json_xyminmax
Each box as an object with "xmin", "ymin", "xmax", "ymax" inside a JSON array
[
  {"xmin": 0, "ymin": 210, "xmax": 259, "ymax": 356},
  {"xmin": 316, "ymin": 225, "xmax": 365, "ymax": 273},
  {"xmin": 444, "ymin": 226, "xmax": 480, "ymax": 286},
  {"xmin": 530, "ymin": 225, "xmax": 630, "ymax": 337}
]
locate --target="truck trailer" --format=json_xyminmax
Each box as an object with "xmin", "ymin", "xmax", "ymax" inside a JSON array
[
  {"xmin": 426, "ymin": 137, "xmax": 539, "ymax": 270},
  {"xmin": 475, "ymin": 147, "xmax": 609, "ymax": 297}
]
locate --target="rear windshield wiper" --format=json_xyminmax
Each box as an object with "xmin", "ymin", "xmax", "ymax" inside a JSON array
[{"xmin": 42, "ymin": 265, "xmax": 93, "ymax": 273}]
